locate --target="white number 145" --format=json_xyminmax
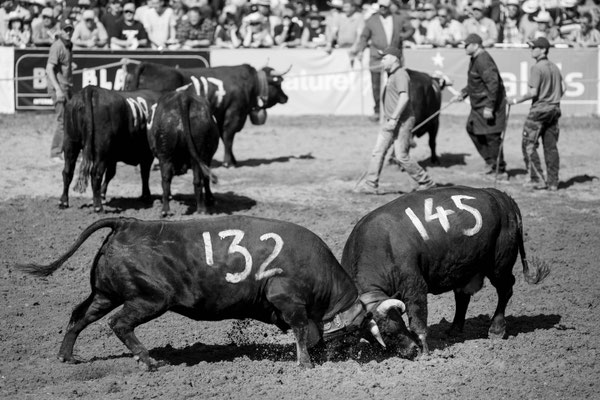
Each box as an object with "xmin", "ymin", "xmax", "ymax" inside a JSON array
[{"xmin": 404, "ymin": 195, "xmax": 482, "ymax": 241}]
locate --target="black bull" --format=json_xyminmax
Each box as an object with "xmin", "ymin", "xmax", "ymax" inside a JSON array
[
  {"xmin": 61, "ymin": 86, "xmax": 163, "ymax": 212},
  {"xmin": 16, "ymin": 216, "xmax": 387, "ymax": 369},
  {"xmin": 148, "ymin": 90, "xmax": 220, "ymax": 217},
  {"xmin": 341, "ymin": 186, "xmax": 549, "ymax": 358},
  {"xmin": 125, "ymin": 62, "xmax": 289, "ymax": 167}
]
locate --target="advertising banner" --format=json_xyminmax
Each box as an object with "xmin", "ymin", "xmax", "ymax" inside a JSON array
[
  {"xmin": 211, "ymin": 48, "xmax": 374, "ymax": 116},
  {"xmin": 13, "ymin": 49, "xmax": 210, "ymax": 110}
]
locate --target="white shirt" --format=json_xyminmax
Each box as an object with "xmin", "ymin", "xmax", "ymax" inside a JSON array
[{"xmin": 379, "ymin": 14, "xmax": 393, "ymax": 46}]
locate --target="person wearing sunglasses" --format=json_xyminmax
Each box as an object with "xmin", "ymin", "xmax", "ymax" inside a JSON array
[{"xmin": 111, "ymin": 2, "xmax": 149, "ymax": 49}]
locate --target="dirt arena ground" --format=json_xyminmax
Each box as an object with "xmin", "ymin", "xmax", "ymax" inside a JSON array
[{"xmin": 1, "ymin": 111, "xmax": 599, "ymax": 399}]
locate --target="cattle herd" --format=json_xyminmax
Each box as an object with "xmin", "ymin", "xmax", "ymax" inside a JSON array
[{"xmin": 16, "ymin": 63, "xmax": 550, "ymax": 372}]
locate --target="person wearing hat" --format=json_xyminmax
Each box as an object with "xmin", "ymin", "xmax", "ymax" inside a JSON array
[
  {"xmin": 500, "ymin": 0, "xmax": 522, "ymax": 44},
  {"xmin": 176, "ymin": 5, "xmax": 216, "ymax": 48},
  {"xmin": 32, "ymin": 6, "xmax": 60, "ymax": 46},
  {"xmin": 558, "ymin": 0, "xmax": 581, "ymax": 37},
  {"xmin": 4, "ymin": 11, "xmax": 31, "ymax": 47},
  {"xmin": 71, "ymin": 9, "xmax": 107, "ymax": 48},
  {"xmin": 425, "ymin": 4, "xmax": 464, "ymax": 47},
  {"xmin": 350, "ymin": 0, "xmax": 415, "ymax": 122},
  {"xmin": 214, "ymin": 4, "xmax": 243, "ymax": 48},
  {"xmin": 273, "ymin": 5, "xmax": 302, "ymax": 47},
  {"xmin": 242, "ymin": 11, "xmax": 274, "ymax": 47},
  {"xmin": 453, "ymin": 33, "xmax": 508, "ymax": 180},
  {"xmin": 101, "ymin": 0, "xmax": 124, "ymax": 43},
  {"xmin": 462, "ymin": 0, "xmax": 498, "ymax": 47},
  {"xmin": 47, "ymin": 18, "xmax": 74, "ymax": 162},
  {"xmin": 507, "ymin": 37, "xmax": 564, "ymax": 191},
  {"xmin": 354, "ymin": 46, "xmax": 436, "ymax": 194},
  {"xmin": 111, "ymin": 2, "xmax": 149, "ymax": 49},
  {"xmin": 519, "ymin": 0, "xmax": 540, "ymax": 41},
  {"xmin": 526, "ymin": 10, "xmax": 562, "ymax": 44},
  {"xmin": 300, "ymin": 11, "xmax": 327, "ymax": 47}
]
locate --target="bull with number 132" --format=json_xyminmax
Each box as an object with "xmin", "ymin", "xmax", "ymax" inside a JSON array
[
  {"xmin": 341, "ymin": 186, "xmax": 549, "ymax": 358},
  {"xmin": 16, "ymin": 216, "xmax": 386, "ymax": 370}
]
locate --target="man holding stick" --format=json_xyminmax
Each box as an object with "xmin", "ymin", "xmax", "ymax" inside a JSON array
[{"xmin": 508, "ymin": 37, "xmax": 564, "ymax": 191}]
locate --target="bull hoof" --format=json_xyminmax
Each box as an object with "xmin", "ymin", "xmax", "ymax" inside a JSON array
[
  {"xmin": 93, "ymin": 207, "xmax": 104, "ymax": 213},
  {"xmin": 488, "ymin": 327, "xmax": 506, "ymax": 340},
  {"xmin": 297, "ymin": 361, "xmax": 314, "ymax": 369},
  {"xmin": 161, "ymin": 211, "xmax": 170, "ymax": 218},
  {"xmin": 58, "ymin": 355, "xmax": 82, "ymax": 364},
  {"xmin": 134, "ymin": 355, "xmax": 164, "ymax": 372},
  {"xmin": 58, "ymin": 201, "xmax": 69, "ymax": 209},
  {"xmin": 430, "ymin": 156, "xmax": 440, "ymax": 165},
  {"xmin": 445, "ymin": 325, "xmax": 464, "ymax": 337}
]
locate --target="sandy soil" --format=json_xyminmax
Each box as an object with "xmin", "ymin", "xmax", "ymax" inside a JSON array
[{"xmin": 1, "ymin": 112, "xmax": 599, "ymax": 399}]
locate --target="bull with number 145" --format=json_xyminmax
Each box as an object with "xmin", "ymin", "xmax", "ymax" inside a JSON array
[{"xmin": 342, "ymin": 186, "xmax": 550, "ymax": 358}]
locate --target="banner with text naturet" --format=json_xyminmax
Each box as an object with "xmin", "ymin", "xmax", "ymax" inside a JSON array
[{"xmin": 211, "ymin": 48, "xmax": 374, "ymax": 116}]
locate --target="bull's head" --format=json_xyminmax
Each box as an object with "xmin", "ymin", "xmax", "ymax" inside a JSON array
[
  {"xmin": 258, "ymin": 66, "xmax": 290, "ymax": 108},
  {"xmin": 369, "ymin": 298, "xmax": 421, "ymax": 359}
]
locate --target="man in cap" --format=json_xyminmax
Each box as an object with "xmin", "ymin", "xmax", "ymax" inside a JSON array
[
  {"xmin": 354, "ymin": 46, "xmax": 436, "ymax": 194},
  {"xmin": 350, "ymin": 0, "xmax": 414, "ymax": 122},
  {"xmin": 453, "ymin": 33, "xmax": 508, "ymax": 180},
  {"xmin": 72, "ymin": 9, "xmax": 108, "ymax": 48},
  {"xmin": 111, "ymin": 2, "xmax": 149, "ymax": 49},
  {"xmin": 47, "ymin": 18, "xmax": 74, "ymax": 162},
  {"xmin": 32, "ymin": 7, "xmax": 60, "ymax": 46},
  {"xmin": 507, "ymin": 37, "xmax": 564, "ymax": 191},
  {"xmin": 324, "ymin": 0, "xmax": 364, "ymax": 54},
  {"xmin": 462, "ymin": 0, "xmax": 498, "ymax": 47}
]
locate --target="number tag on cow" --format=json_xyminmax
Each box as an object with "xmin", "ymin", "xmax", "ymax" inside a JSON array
[
  {"xmin": 202, "ymin": 229, "xmax": 284, "ymax": 283},
  {"xmin": 405, "ymin": 195, "xmax": 483, "ymax": 241},
  {"xmin": 126, "ymin": 97, "xmax": 151, "ymax": 129}
]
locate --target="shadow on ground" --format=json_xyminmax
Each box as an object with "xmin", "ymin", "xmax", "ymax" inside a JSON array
[{"xmin": 212, "ymin": 154, "xmax": 314, "ymax": 168}]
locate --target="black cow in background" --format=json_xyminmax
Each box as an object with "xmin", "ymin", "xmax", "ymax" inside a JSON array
[
  {"xmin": 342, "ymin": 186, "xmax": 549, "ymax": 359},
  {"xmin": 125, "ymin": 62, "xmax": 289, "ymax": 167},
  {"xmin": 148, "ymin": 90, "xmax": 220, "ymax": 217},
  {"xmin": 66, "ymin": 85, "xmax": 163, "ymax": 212}
]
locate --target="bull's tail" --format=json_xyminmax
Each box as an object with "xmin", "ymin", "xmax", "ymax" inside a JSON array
[
  {"xmin": 15, "ymin": 218, "xmax": 121, "ymax": 277},
  {"xmin": 511, "ymin": 196, "xmax": 550, "ymax": 284},
  {"xmin": 180, "ymin": 95, "xmax": 218, "ymax": 184},
  {"xmin": 74, "ymin": 87, "xmax": 95, "ymax": 193}
]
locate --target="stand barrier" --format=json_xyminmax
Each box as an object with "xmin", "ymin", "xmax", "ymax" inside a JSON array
[{"xmin": 0, "ymin": 46, "xmax": 598, "ymax": 116}]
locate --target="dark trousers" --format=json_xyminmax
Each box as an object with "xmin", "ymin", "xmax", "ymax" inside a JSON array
[
  {"xmin": 468, "ymin": 131, "xmax": 506, "ymax": 173},
  {"xmin": 521, "ymin": 105, "xmax": 561, "ymax": 186},
  {"xmin": 371, "ymin": 70, "xmax": 381, "ymax": 115}
]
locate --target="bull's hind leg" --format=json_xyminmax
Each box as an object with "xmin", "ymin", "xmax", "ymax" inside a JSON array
[
  {"xmin": 447, "ymin": 291, "xmax": 471, "ymax": 336},
  {"xmin": 60, "ymin": 146, "xmax": 80, "ymax": 209},
  {"xmin": 159, "ymin": 163, "xmax": 174, "ymax": 217},
  {"xmin": 192, "ymin": 165, "xmax": 206, "ymax": 214},
  {"xmin": 108, "ymin": 298, "xmax": 168, "ymax": 371},
  {"xmin": 100, "ymin": 162, "xmax": 116, "ymax": 201},
  {"xmin": 487, "ymin": 274, "xmax": 515, "ymax": 339},
  {"xmin": 58, "ymin": 291, "xmax": 119, "ymax": 363},
  {"xmin": 91, "ymin": 160, "xmax": 107, "ymax": 212},
  {"xmin": 139, "ymin": 157, "xmax": 153, "ymax": 203}
]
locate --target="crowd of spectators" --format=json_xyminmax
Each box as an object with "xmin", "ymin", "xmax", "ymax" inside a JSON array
[{"xmin": 1, "ymin": 0, "xmax": 600, "ymax": 50}]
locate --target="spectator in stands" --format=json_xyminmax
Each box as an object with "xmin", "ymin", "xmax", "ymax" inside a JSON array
[
  {"xmin": 350, "ymin": 0, "xmax": 414, "ymax": 122},
  {"xmin": 32, "ymin": 7, "xmax": 59, "ymax": 46},
  {"xmin": 253, "ymin": 0, "xmax": 280, "ymax": 37},
  {"xmin": 140, "ymin": 0, "xmax": 178, "ymax": 49},
  {"xmin": 558, "ymin": 0, "xmax": 581, "ymax": 38},
  {"xmin": 519, "ymin": 0, "xmax": 539, "ymax": 41},
  {"xmin": 300, "ymin": 11, "xmax": 327, "ymax": 48},
  {"xmin": 242, "ymin": 11, "xmax": 273, "ymax": 47},
  {"xmin": 0, "ymin": 2, "xmax": 11, "ymax": 45},
  {"xmin": 214, "ymin": 4, "xmax": 242, "ymax": 48},
  {"xmin": 4, "ymin": 12, "xmax": 30, "ymax": 47},
  {"xmin": 274, "ymin": 6, "xmax": 302, "ymax": 47},
  {"xmin": 568, "ymin": 11, "xmax": 600, "ymax": 46},
  {"xmin": 69, "ymin": 0, "xmax": 91, "ymax": 22},
  {"xmin": 176, "ymin": 5, "xmax": 216, "ymax": 48},
  {"xmin": 527, "ymin": 10, "xmax": 562, "ymax": 44},
  {"xmin": 290, "ymin": 0, "xmax": 308, "ymax": 29},
  {"xmin": 101, "ymin": 0, "xmax": 123, "ymax": 42},
  {"xmin": 72, "ymin": 9, "xmax": 108, "ymax": 48},
  {"xmin": 462, "ymin": 0, "xmax": 498, "ymax": 47},
  {"xmin": 499, "ymin": 0, "xmax": 522, "ymax": 45},
  {"xmin": 420, "ymin": 2, "xmax": 436, "ymax": 31},
  {"xmin": 406, "ymin": 6, "xmax": 427, "ymax": 46},
  {"xmin": 324, "ymin": 0, "xmax": 363, "ymax": 53},
  {"xmin": 111, "ymin": 2, "xmax": 149, "ymax": 49},
  {"xmin": 426, "ymin": 4, "xmax": 464, "ymax": 47}
]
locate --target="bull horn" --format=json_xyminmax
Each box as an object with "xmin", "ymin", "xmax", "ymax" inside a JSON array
[
  {"xmin": 368, "ymin": 319, "xmax": 386, "ymax": 348},
  {"xmin": 272, "ymin": 65, "xmax": 292, "ymax": 76},
  {"xmin": 376, "ymin": 299, "xmax": 406, "ymax": 317}
]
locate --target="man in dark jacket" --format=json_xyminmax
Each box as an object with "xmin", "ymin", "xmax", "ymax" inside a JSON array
[
  {"xmin": 454, "ymin": 33, "xmax": 508, "ymax": 180},
  {"xmin": 350, "ymin": 0, "xmax": 414, "ymax": 122}
]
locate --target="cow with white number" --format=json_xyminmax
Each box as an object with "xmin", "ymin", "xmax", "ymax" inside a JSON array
[
  {"xmin": 341, "ymin": 186, "xmax": 549, "ymax": 359},
  {"xmin": 148, "ymin": 89, "xmax": 220, "ymax": 217},
  {"xmin": 64, "ymin": 85, "xmax": 163, "ymax": 212},
  {"xmin": 124, "ymin": 62, "xmax": 289, "ymax": 167},
  {"xmin": 16, "ymin": 216, "xmax": 387, "ymax": 370}
]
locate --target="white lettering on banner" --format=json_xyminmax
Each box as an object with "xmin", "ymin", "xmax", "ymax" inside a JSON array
[
  {"xmin": 82, "ymin": 69, "xmax": 98, "ymax": 87},
  {"xmin": 200, "ymin": 229, "xmax": 284, "ymax": 283},
  {"xmin": 113, "ymin": 68, "xmax": 126, "ymax": 91},
  {"xmin": 282, "ymin": 69, "xmax": 359, "ymax": 92},
  {"xmin": 565, "ymin": 73, "xmax": 584, "ymax": 97},
  {"xmin": 33, "ymin": 67, "xmax": 46, "ymax": 90},
  {"xmin": 405, "ymin": 195, "xmax": 482, "ymax": 241},
  {"xmin": 99, "ymin": 69, "xmax": 112, "ymax": 90}
]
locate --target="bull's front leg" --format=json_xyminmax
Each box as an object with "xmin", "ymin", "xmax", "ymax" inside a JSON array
[
  {"xmin": 139, "ymin": 157, "xmax": 153, "ymax": 202},
  {"xmin": 402, "ymin": 275, "xmax": 430, "ymax": 354},
  {"xmin": 100, "ymin": 162, "xmax": 116, "ymax": 202},
  {"xmin": 60, "ymin": 146, "xmax": 79, "ymax": 209},
  {"xmin": 90, "ymin": 161, "xmax": 106, "ymax": 212},
  {"xmin": 159, "ymin": 162, "xmax": 173, "ymax": 218},
  {"xmin": 191, "ymin": 165, "xmax": 206, "ymax": 214}
]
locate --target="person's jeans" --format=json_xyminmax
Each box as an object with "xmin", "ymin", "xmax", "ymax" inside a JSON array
[
  {"xmin": 467, "ymin": 131, "xmax": 506, "ymax": 173},
  {"xmin": 49, "ymin": 86, "xmax": 72, "ymax": 157},
  {"xmin": 365, "ymin": 116, "xmax": 434, "ymax": 188},
  {"xmin": 371, "ymin": 70, "xmax": 381, "ymax": 115},
  {"xmin": 521, "ymin": 104, "xmax": 561, "ymax": 186}
]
